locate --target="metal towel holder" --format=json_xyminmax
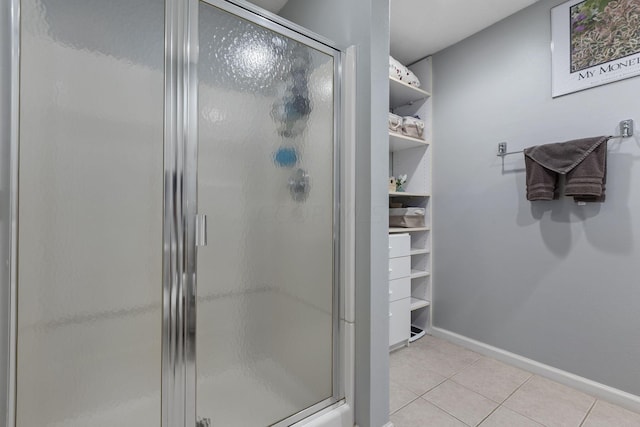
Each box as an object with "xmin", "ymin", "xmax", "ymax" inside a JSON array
[{"xmin": 496, "ymin": 119, "xmax": 634, "ymax": 157}]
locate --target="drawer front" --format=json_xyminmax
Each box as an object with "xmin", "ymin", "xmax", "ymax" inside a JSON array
[
  {"xmin": 389, "ymin": 298, "xmax": 410, "ymax": 346},
  {"xmin": 389, "ymin": 256, "xmax": 410, "ymax": 280},
  {"xmin": 389, "ymin": 233, "xmax": 410, "ymax": 258},
  {"xmin": 389, "ymin": 277, "xmax": 410, "ymax": 302}
]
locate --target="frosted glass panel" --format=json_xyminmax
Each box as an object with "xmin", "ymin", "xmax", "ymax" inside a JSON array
[
  {"xmin": 196, "ymin": 3, "xmax": 336, "ymax": 425},
  {"xmin": 16, "ymin": 0, "xmax": 164, "ymax": 426}
]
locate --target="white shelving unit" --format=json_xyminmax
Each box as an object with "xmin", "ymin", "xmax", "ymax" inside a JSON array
[
  {"xmin": 410, "ymin": 297, "xmax": 430, "ymax": 311},
  {"xmin": 389, "ymin": 191, "xmax": 430, "ymax": 197},
  {"xmin": 410, "ymin": 248, "xmax": 430, "ymax": 256},
  {"xmin": 389, "ymin": 131, "xmax": 430, "ymax": 152},
  {"xmin": 389, "ymin": 76, "xmax": 431, "ymax": 107},
  {"xmin": 388, "ymin": 57, "xmax": 433, "ymax": 349},
  {"xmin": 410, "ymin": 270, "xmax": 430, "ymax": 279},
  {"xmin": 389, "ymin": 227, "xmax": 429, "ymax": 234}
]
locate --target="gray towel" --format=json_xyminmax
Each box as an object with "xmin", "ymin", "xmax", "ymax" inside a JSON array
[{"xmin": 524, "ymin": 136, "xmax": 609, "ymax": 202}]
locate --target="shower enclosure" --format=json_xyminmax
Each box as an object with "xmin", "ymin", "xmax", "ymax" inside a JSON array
[{"xmin": 3, "ymin": 0, "xmax": 345, "ymax": 425}]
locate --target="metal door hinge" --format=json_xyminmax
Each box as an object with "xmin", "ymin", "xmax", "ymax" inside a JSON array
[
  {"xmin": 197, "ymin": 417, "xmax": 211, "ymax": 427},
  {"xmin": 196, "ymin": 214, "xmax": 207, "ymax": 247}
]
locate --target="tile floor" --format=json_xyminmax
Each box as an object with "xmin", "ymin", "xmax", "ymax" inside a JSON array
[{"xmin": 389, "ymin": 335, "xmax": 640, "ymax": 427}]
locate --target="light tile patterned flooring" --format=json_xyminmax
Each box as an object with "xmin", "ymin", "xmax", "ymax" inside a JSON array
[{"xmin": 390, "ymin": 335, "xmax": 640, "ymax": 427}]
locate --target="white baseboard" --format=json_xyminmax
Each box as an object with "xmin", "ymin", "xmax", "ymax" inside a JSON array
[{"xmin": 431, "ymin": 327, "xmax": 640, "ymax": 414}]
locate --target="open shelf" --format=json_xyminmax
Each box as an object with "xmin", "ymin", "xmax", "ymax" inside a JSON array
[
  {"xmin": 410, "ymin": 297, "xmax": 430, "ymax": 311},
  {"xmin": 410, "ymin": 270, "xmax": 430, "ymax": 279},
  {"xmin": 389, "ymin": 227, "xmax": 430, "ymax": 233},
  {"xmin": 389, "ymin": 76, "xmax": 431, "ymax": 109},
  {"xmin": 389, "ymin": 131, "xmax": 429, "ymax": 152},
  {"xmin": 410, "ymin": 248, "xmax": 430, "ymax": 256},
  {"xmin": 389, "ymin": 192, "xmax": 430, "ymax": 197}
]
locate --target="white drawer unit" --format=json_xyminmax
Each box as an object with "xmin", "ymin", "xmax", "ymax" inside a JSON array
[
  {"xmin": 388, "ymin": 234, "xmax": 411, "ymax": 348},
  {"xmin": 389, "ymin": 233, "xmax": 410, "ymax": 258},
  {"xmin": 389, "ymin": 277, "xmax": 410, "ymax": 302},
  {"xmin": 389, "ymin": 298, "xmax": 411, "ymax": 346},
  {"xmin": 388, "ymin": 256, "xmax": 410, "ymax": 280}
]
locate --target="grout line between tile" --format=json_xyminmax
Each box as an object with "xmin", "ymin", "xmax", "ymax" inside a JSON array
[
  {"xmin": 500, "ymin": 404, "xmax": 550, "ymax": 427},
  {"xmin": 445, "ymin": 354, "xmax": 485, "ymax": 379},
  {"xmin": 501, "ymin": 373, "xmax": 534, "ymax": 404},
  {"xmin": 578, "ymin": 399, "xmax": 598, "ymax": 427},
  {"xmin": 390, "ymin": 394, "xmax": 421, "ymax": 415},
  {"xmin": 418, "ymin": 376, "xmax": 448, "ymax": 398},
  {"xmin": 476, "ymin": 404, "xmax": 501, "ymax": 427},
  {"xmin": 418, "ymin": 395, "xmax": 474, "ymax": 427},
  {"xmin": 499, "ymin": 376, "xmax": 553, "ymax": 427},
  {"xmin": 447, "ymin": 354, "xmax": 486, "ymax": 380},
  {"xmin": 444, "ymin": 378, "xmax": 502, "ymax": 405},
  {"xmin": 420, "ymin": 380, "xmax": 503, "ymax": 427}
]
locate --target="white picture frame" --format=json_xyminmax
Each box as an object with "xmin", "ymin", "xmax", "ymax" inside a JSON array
[{"xmin": 551, "ymin": 0, "xmax": 640, "ymax": 97}]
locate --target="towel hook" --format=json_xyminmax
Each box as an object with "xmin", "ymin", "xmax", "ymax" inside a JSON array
[
  {"xmin": 497, "ymin": 142, "xmax": 521, "ymax": 157},
  {"xmin": 620, "ymin": 119, "xmax": 634, "ymax": 138}
]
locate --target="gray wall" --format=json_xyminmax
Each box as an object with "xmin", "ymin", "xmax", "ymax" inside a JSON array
[
  {"xmin": 433, "ymin": 0, "xmax": 640, "ymax": 396},
  {"xmin": 279, "ymin": 1, "xmax": 390, "ymax": 426},
  {"xmin": 0, "ymin": 0, "xmax": 11, "ymax": 423}
]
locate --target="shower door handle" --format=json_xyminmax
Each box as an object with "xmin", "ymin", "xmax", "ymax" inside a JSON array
[{"xmin": 196, "ymin": 214, "xmax": 207, "ymax": 247}]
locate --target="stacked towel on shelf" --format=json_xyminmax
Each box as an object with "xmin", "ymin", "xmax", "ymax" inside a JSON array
[
  {"xmin": 402, "ymin": 116, "xmax": 425, "ymax": 139},
  {"xmin": 388, "ymin": 112, "xmax": 402, "ymax": 133},
  {"xmin": 524, "ymin": 136, "xmax": 610, "ymax": 202},
  {"xmin": 389, "ymin": 56, "xmax": 421, "ymax": 87},
  {"xmin": 389, "ymin": 207, "xmax": 425, "ymax": 228}
]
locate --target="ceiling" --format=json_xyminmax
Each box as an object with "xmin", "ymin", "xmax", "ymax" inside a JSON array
[
  {"xmin": 249, "ymin": 0, "xmax": 540, "ymax": 65},
  {"xmin": 391, "ymin": 0, "xmax": 540, "ymax": 64}
]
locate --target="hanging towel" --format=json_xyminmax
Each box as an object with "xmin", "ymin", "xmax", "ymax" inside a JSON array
[
  {"xmin": 523, "ymin": 136, "xmax": 610, "ymax": 202},
  {"xmin": 566, "ymin": 141, "xmax": 608, "ymax": 202},
  {"xmin": 524, "ymin": 156, "xmax": 559, "ymax": 200}
]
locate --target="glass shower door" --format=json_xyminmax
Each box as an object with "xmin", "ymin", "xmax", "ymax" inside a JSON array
[
  {"xmin": 15, "ymin": 0, "xmax": 165, "ymax": 426},
  {"xmin": 195, "ymin": 2, "xmax": 339, "ymax": 425}
]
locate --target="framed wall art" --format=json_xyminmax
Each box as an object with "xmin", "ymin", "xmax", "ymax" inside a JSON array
[{"xmin": 551, "ymin": 0, "xmax": 640, "ymax": 97}]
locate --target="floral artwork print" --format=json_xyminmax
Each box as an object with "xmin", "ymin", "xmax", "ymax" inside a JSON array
[{"xmin": 570, "ymin": 0, "xmax": 640, "ymax": 72}]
